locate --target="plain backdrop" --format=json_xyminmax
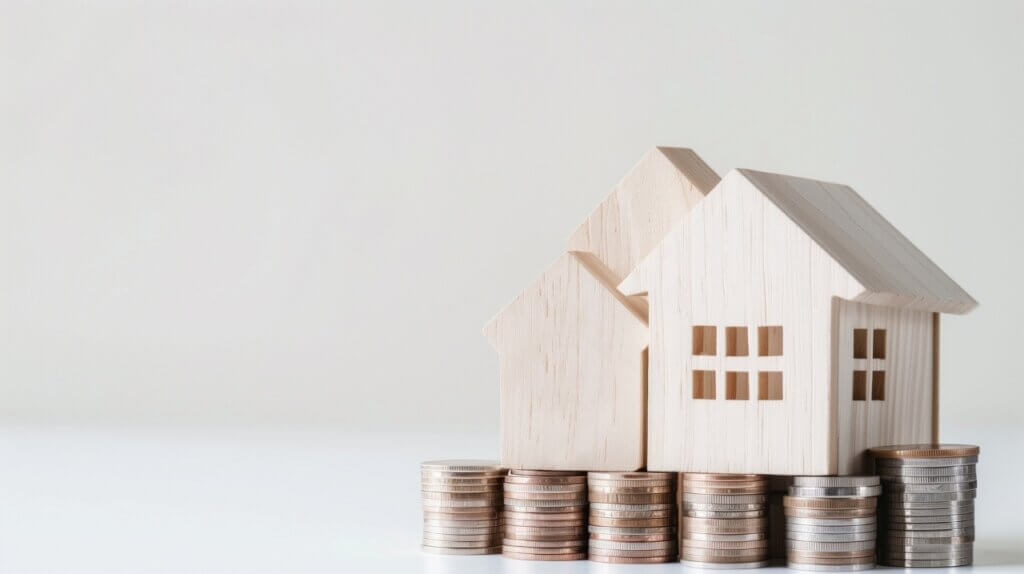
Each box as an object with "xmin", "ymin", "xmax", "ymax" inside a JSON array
[{"xmin": 2, "ymin": 1, "xmax": 1023, "ymax": 435}]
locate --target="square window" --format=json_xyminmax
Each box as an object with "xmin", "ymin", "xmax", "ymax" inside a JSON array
[
  {"xmin": 692, "ymin": 370, "xmax": 716, "ymax": 399},
  {"xmin": 872, "ymin": 371, "xmax": 886, "ymax": 400},
  {"xmin": 853, "ymin": 370, "xmax": 867, "ymax": 401},
  {"xmin": 692, "ymin": 326, "xmax": 716, "ymax": 356},
  {"xmin": 853, "ymin": 329, "xmax": 868, "ymax": 359},
  {"xmin": 726, "ymin": 327, "xmax": 749, "ymax": 357},
  {"xmin": 873, "ymin": 329, "xmax": 887, "ymax": 359},
  {"xmin": 757, "ymin": 326, "xmax": 783, "ymax": 356},
  {"xmin": 726, "ymin": 372, "xmax": 749, "ymax": 400},
  {"xmin": 757, "ymin": 371, "xmax": 783, "ymax": 400}
]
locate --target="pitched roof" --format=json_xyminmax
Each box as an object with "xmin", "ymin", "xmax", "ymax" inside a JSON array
[
  {"xmin": 567, "ymin": 147, "xmax": 719, "ymax": 283},
  {"xmin": 737, "ymin": 169, "xmax": 976, "ymax": 314}
]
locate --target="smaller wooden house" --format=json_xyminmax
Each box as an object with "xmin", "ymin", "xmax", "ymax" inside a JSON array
[
  {"xmin": 484, "ymin": 148, "xmax": 719, "ymax": 470},
  {"xmin": 620, "ymin": 168, "xmax": 977, "ymax": 476}
]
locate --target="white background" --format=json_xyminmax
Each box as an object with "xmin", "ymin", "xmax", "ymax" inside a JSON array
[{"xmin": 2, "ymin": 1, "xmax": 1024, "ymax": 572}]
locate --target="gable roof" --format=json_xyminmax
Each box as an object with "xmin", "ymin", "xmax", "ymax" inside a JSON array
[
  {"xmin": 567, "ymin": 147, "xmax": 720, "ymax": 284},
  {"xmin": 483, "ymin": 251, "xmax": 648, "ymax": 349},
  {"xmin": 621, "ymin": 169, "xmax": 976, "ymax": 314}
]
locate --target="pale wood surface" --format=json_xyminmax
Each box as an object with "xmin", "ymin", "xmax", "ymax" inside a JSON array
[
  {"xmin": 622, "ymin": 170, "xmax": 865, "ymax": 475},
  {"xmin": 568, "ymin": 147, "xmax": 719, "ymax": 285},
  {"xmin": 738, "ymin": 169, "xmax": 977, "ymax": 315},
  {"xmin": 835, "ymin": 299, "xmax": 934, "ymax": 474},
  {"xmin": 483, "ymin": 252, "xmax": 649, "ymax": 470}
]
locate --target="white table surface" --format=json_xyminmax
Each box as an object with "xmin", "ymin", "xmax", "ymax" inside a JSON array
[{"xmin": 2, "ymin": 424, "xmax": 1022, "ymax": 573}]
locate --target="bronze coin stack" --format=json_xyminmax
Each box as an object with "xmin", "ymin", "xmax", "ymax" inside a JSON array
[
  {"xmin": 681, "ymin": 473, "xmax": 769, "ymax": 568},
  {"xmin": 501, "ymin": 470, "xmax": 588, "ymax": 560},
  {"xmin": 420, "ymin": 460, "xmax": 505, "ymax": 555},
  {"xmin": 785, "ymin": 476, "xmax": 881, "ymax": 571},
  {"xmin": 587, "ymin": 472, "xmax": 678, "ymax": 563}
]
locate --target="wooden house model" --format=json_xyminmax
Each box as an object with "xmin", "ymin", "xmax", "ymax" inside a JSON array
[
  {"xmin": 483, "ymin": 148, "xmax": 719, "ymax": 470},
  {"xmin": 620, "ymin": 168, "xmax": 976, "ymax": 476},
  {"xmin": 484, "ymin": 148, "xmax": 975, "ymax": 476}
]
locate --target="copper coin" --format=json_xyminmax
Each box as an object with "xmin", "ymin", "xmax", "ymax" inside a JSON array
[
  {"xmin": 589, "ymin": 479, "xmax": 676, "ymax": 489},
  {"xmin": 589, "ymin": 548, "xmax": 678, "ymax": 558},
  {"xmin": 591, "ymin": 502, "xmax": 674, "ymax": 512},
  {"xmin": 422, "ymin": 533, "xmax": 502, "ymax": 543},
  {"xmin": 684, "ymin": 473, "xmax": 765, "ymax": 482},
  {"xmin": 589, "ymin": 492, "xmax": 674, "ymax": 504},
  {"xmin": 504, "ymin": 490, "xmax": 588, "ymax": 500},
  {"xmin": 589, "ymin": 554, "xmax": 677, "ymax": 563},
  {"xmin": 503, "ymin": 483, "xmax": 586, "ymax": 493},
  {"xmin": 684, "ymin": 532, "xmax": 766, "ymax": 542},
  {"xmin": 588, "ymin": 471, "xmax": 676, "ymax": 481},
  {"xmin": 683, "ymin": 485, "xmax": 768, "ymax": 495},
  {"xmin": 589, "ymin": 525, "xmax": 675, "ymax": 535},
  {"xmin": 500, "ymin": 544, "xmax": 585, "ymax": 554},
  {"xmin": 589, "ymin": 532, "xmax": 675, "ymax": 542},
  {"xmin": 784, "ymin": 508, "xmax": 876, "ymax": 519},
  {"xmin": 421, "ymin": 545, "xmax": 501, "ymax": 555},
  {"xmin": 509, "ymin": 469, "xmax": 584, "ymax": 477},
  {"xmin": 685, "ymin": 509, "xmax": 765, "ymax": 519},
  {"xmin": 589, "ymin": 484, "xmax": 675, "ymax": 494},
  {"xmin": 502, "ymin": 550, "xmax": 586, "ymax": 561},
  {"xmin": 501, "ymin": 538, "xmax": 583, "ymax": 548},
  {"xmin": 505, "ymin": 475, "xmax": 586, "ymax": 485},
  {"xmin": 590, "ymin": 508, "xmax": 675, "ymax": 519},
  {"xmin": 869, "ymin": 444, "xmax": 980, "ymax": 459},
  {"xmin": 504, "ymin": 518, "xmax": 583, "ymax": 528},
  {"xmin": 784, "ymin": 496, "xmax": 876, "ymax": 509},
  {"xmin": 422, "ymin": 509, "xmax": 501, "ymax": 520},
  {"xmin": 589, "ymin": 517, "xmax": 674, "ymax": 527},
  {"xmin": 503, "ymin": 510, "xmax": 585, "ymax": 521}
]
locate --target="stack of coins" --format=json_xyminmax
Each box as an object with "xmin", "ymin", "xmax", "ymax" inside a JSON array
[
  {"xmin": 502, "ymin": 470, "xmax": 588, "ymax": 561},
  {"xmin": 785, "ymin": 476, "xmax": 881, "ymax": 571},
  {"xmin": 681, "ymin": 473, "xmax": 769, "ymax": 568},
  {"xmin": 587, "ymin": 472, "xmax": 678, "ymax": 564},
  {"xmin": 421, "ymin": 460, "xmax": 505, "ymax": 555},
  {"xmin": 870, "ymin": 444, "xmax": 979, "ymax": 568}
]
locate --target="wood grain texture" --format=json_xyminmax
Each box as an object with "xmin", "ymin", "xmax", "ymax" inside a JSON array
[
  {"xmin": 568, "ymin": 147, "xmax": 719, "ymax": 285},
  {"xmin": 835, "ymin": 299, "xmax": 934, "ymax": 474},
  {"xmin": 738, "ymin": 169, "xmax": 977, "ymax": 315},
  {"xmin": 621, "ymin": 170, "xmax": 866, "ymax": 475},
  {"xmin": 483, "ymin": 252, "xmax": 649, "ymax": 470}
]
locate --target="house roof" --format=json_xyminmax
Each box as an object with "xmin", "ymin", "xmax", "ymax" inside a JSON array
[
  {"xmin": 736, "ymin": 169, "xmax": 977, "ymax": 314},
  {"xmin": 567, "ymin": 147, "xmax": 719, "ymax": 284},
  {"xmin": 483, "ymin": 251, "xmax": 648, "ymax": 350}
]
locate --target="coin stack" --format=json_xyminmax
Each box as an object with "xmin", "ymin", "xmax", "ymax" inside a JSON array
[
  {"xmin": 870, "ymin": 444, "xmax": 979, "ymax": 568},
  {"xmin": 587, "ymin": 472, "xmax": 678, "ymax": 564},
  {"xmin": 420, "ymin": 460, "xmax": 505, "ymax": 555},
  {"xmin": 785, "ymin": 476, "xmax": 881, "ymax": 571},
  {"xmin": 681, "ymin": 473, "xmax": 769, "ymax": 568},
  {"xmin": 502, "ymin": 470, "xmax": 588, "ymax": 560}
]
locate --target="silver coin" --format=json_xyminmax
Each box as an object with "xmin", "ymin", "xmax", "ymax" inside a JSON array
[
  {"xmin": 786, "ymin": 531, "xmax": 876, "ymax": 543},
  {"xmin": 881, "ymin": 557, "xmax": 972, "ymax": 567},
  {"xmin": 874, "ymin": 456, "xmax": 977, "ymax": 467},
  {"xmin": 684, "ymin": 502, "xmax": 765, "ymax": 512},
  {"xmin": 589, "ymin": 525, "xmax": 676, "ymax": 535},
  {"xmin": 590, "ymin": 502, "xmax": 673, "ymax": 512},
  {"xmin": 786, "ymin": 517, "xmax": 877, "ymax": 527},
  {"xmin": 884, "ymin": 490, "xmax": 976, "ymax": 502},
  {"xmin": 885, "ymin": 500, "xmax": 975, "ymax": 511},
  {"xmin": 883, "ymin": 528, "xmax": 975, "ymax": 539},
  {"xmin": 786, "ymin": 540, "xmax": 875, "ymax": 552},
  {"xmin": 588, "ymin": 539, "xmax": 677, "ymax": 551},
  {"xmin": 685, "ymin": 509, "xmax": 766, "ymax": 519},
  {"xmin": 787, "ymin": 524, "xmax": 877, "ymax": 534},
  {"xmin": 681, "ymin": 560, "xmax": 770, "ymax": 569},
  {"xmin": 884, "ymin": 481, "xmax": 977, "ymax": 493},
  {"xmin": 881, "ymin": 550, "xmax": 973, "ymax": 559},
  {"xmin": 789, "ymin": 485, "xmax": 882, "ymax": 498},
  {"xmin": 502, "ymin": 483, "xmax": 586, "ymax": 493},
  {"xmin": 886, "ymin": 513, "xmax": 974, "ymax": 523},
  {"xmin": 879, "ymin": 472, "xmax": 976, "ymax": 483},
  {"xmin": 792, "ymin": 476, "xmax": 879, "ymax": 488},
  {"xmin": 883, "ymin": 519, "xmax": 975, "ymax": 531},
  {"xmin": 786, "ymin": 563, "xmax": 875, "ymax": 572},
  {"xmin": 880, "ymin": 542, "xmax": 973, "ymax": 553}
]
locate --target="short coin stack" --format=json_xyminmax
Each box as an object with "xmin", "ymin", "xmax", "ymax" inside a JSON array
[
  {"xmin": 587, "ymin": 472, "xmax": 678, "ymax": 563},
  {"xmin": 421, "ymin": 460, "xmax": 505, "ymax": 555},
  {"xmin": 681, "ymin": 473, "xmax": 769, "ymax": 568},
  {"xmin": 785, "ymin": 476, "xmax": 881, "ymax": 571},
  {"xmin": 502, "ymin": 470, "xmax": 588, "ymax": 560},
  {"xmin": 870, "ymin": 444, "xmax": 979, "ymax": 568}
]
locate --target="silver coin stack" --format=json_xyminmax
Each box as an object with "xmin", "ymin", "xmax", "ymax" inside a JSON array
[
  {"xmin": 785, "ymin": 476, "xmax": 881, "ymax": 571},
  {"xmin": 681, "ymin": 473, "xmax": 769, "ymax": 569},
  {"xmin": 587, "ymin": 471, "xmax": 678, "ymax": 564},
  {"xmin": 870, "ymin": 444, "xmax": 979, "ymax": 568},
  {"xmin": 502, "ymin": 470, "xmax": 588, "ymax": 560},
  {"xmin": 421, "ymin": 459, "xmax": 505, "ymax": 555}
]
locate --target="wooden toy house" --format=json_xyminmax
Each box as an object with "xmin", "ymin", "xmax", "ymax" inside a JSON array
[
  {"xmin": 484, "ymin": 148, "xmax": 719, "ymax": 470},
  {"xmin": 619, "ymin": 169, "xmax": 977, "ymax": 476}
]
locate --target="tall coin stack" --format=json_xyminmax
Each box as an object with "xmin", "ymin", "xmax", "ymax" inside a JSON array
[
  {"xmin": 785, "ymin": 476, "xmax": 881, "ymax": 571},
  {"xmin": 681, "ymin": 473, "xmax": 769, "ymax": 568},
  {"xmin": 502, "ymin": 470, "xmax": 588, "ymax": 561},
  {"xmin": 421, "ymin": 460, "xmax": 505, "ymax": 555},
  {"xmin": 587, "ymin": 472, "xmax": 678, "ymax": 563},
  {"xmin": 870, "ymin": 444, "xmax": 979, "ymax": 568}
]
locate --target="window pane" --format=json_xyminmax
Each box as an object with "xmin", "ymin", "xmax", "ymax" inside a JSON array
[
  {"xmin": 726, "ymin": 372, "xmax": 749, "ymax": 400},
  {"xmin": 873, "ymin": 329, "xmax": 887, "ymax": 359},
  {"xmin": 758, "ymin": 326, "xmax": 783, "ymax": 356},
  {"xmin": 726, "ymin": 327, "xmax": 749, "ymax": 357},
  {"xmin": 872, "ymin": 371, "xmax": 886, "ymax": 400},
  {"xmin": 853, "ymin": 370, "xmax": 867, "ymax": 401},
  {"xmin": 693, "ymin": 370, "xmax": 716, "ymax": 399},
  {"xmin": 692, "ymin": 326, "xmax": 717, "ymax": 356},
  {"xmin": 853, "ymin": 329, "xmax": 868, "ymax": 359},
  {"xmin": 757, "ymin": 371, "xmax": 783, "ymax": 400}
]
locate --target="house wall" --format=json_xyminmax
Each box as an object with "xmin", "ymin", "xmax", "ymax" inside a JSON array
[
  {"xmin": 834, "ymin": 299, "xmax": 934, "ymax": 474},
  {"xmin": 643, "ymin": 173, "xmax": 864, "ymax": 475}
]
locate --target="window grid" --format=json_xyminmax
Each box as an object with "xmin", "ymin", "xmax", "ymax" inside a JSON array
[
  {"xmin": 690, "ymin": 325, "xmax": 783, "ymax": 402},
  {"xmin": 852, "ymin": 328, "xmax": 887, "ymax": 402}
]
